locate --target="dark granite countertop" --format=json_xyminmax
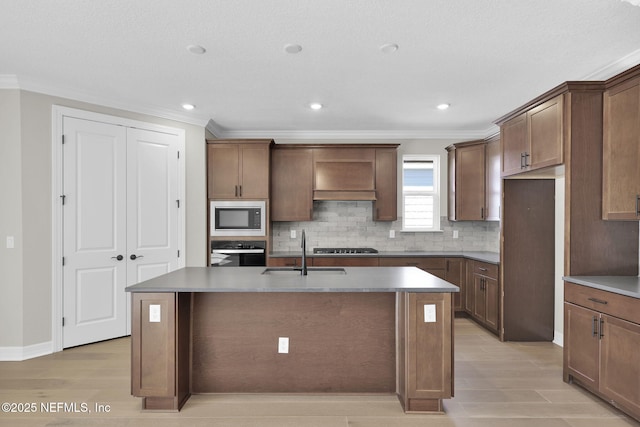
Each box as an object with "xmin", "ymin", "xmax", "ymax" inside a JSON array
[
  {"xmin": 126, "ymin": 266, "xmax": 460, "ymax": 294},
  {"xmin": 563, "ymin": 276, "xmax": 640, "ymax": 299},
  {"xmin": 270, "ymin": 250, "xmax": 500, "ymax": 265}
]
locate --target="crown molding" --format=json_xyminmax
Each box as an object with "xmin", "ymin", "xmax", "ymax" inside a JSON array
[
  {"xmin": 2, "ymin": 75, "xmax": 209, "ymax": 127},
  {"xmin": 580, "ymin": 48, "xmax": 640, "ymax": 80},
  {"xmin": 211, "ymin": 127, "xmax": 498, "ymax": 141}
]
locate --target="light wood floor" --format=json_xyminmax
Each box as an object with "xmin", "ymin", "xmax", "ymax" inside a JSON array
[{"xmin": 0, "ymin": 317, "xmax": 638, "ymax": 427}]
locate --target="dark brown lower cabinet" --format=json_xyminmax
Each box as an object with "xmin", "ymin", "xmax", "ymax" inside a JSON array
[
  {"xmin": 131, "ymin": 292, "xmax": 191, "ymax": 411},
  {"xmin": 468, "ymin": 260, "xmax": 499, "ymax": 334},
  {"xmin": 131, "ymin": 290, "xmax": 453, "ymax": 414},
  {"xmin": 564, "ymin": 282, "xmax": 640, "ymax": 422},
  {"xmin": 397, "ymin": 292, "xmax": 453, "ymax": 413},
  {"xmin": 312, "ymin": 256, "xmax": 379, "ymax": 267},
  {"xmin": 445, "ymin": 258, "xmax": 464, "ymax": 312}
]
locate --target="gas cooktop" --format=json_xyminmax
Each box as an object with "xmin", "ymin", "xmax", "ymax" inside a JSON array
[{"xmin": 313, "ymin": 248, "xmax": 378, "ymax": 254}]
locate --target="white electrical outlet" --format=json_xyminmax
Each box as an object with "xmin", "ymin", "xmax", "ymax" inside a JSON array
[
  {"xmin": 453, "ymin": 230, "xmax": 459, "ymax": 239},
  {"xmin": 149, "ymin": 304, "xmax": 161, "ymax": 323},
  {"xmin": 424, "ymin": 304, "xmax": 436, "ymax": 323},
  {"xmin": 389, "ymin": 230, "xmax": 395, "ymax": 238},
  {"xmin": 278, "ymin": 337, "xmax": 289, "ymax": 353},
  {"xmin": 290, "ymin": 229, "xmax": 296, "ymax": 239},
  {"xmin": 6, "ymin": 236, "xmax": 14, "ymax": 249}
]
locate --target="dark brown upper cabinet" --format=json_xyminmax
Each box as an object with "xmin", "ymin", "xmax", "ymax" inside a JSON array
[
  {"xmin": 447, "ymin": 140, "xmax": 486, "ymax": 221},
  {"xmin": 499, "ymin": 94, "xmax": 563, "ymax": 177},
  {"xmin": 602, "ymin": 65, "xmax": 640, "ymax": 220},
  {"xmin": 207, "ymin": 140, "xmax": 272, "ymax": 200}
]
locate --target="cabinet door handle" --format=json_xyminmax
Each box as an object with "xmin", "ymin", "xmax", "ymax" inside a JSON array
[
  {"xmin": 239, "ymin": 185, "xmax": 242, "ymax": 197},
  {"xmin": 234, "ymin": 185, "xmax": 238, "ymax": 197},
  {"xmin": 520, "ymin": 153, "xmax": 525, "ymax": 169},
  {"xmin": 588, "ymin": 297, "xmax": 608, "ymax": 305},
  {"xmin": 592, "ymin": 316, "xmax": 598, "ymax": 337},
  {"xmin": 524, "ymin": 152, "xmax": 530, "ymax": 167},
  {"xmin": 636, "ymin": 194, "xmax": 640, "ymax": 217},
  {"xmin": 478, "ymin": 267, "xmax": 488, "ymax": 272},
  {"xmin": 599, "ymin": 318, "xmax": 605, "ymax": 339},
  {"xmin": 481, "ymin": 207, "xmax": 484, "ymax": 219}
]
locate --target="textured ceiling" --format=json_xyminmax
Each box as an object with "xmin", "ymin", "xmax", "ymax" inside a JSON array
[{"xmin": 1, "ymin": 0, "xmax": 640, "ymax": 139}]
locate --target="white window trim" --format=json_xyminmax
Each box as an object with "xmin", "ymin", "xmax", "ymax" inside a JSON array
[{"xmin": 401, "ymin": 154, "xmax": 442, "ymax": 232}]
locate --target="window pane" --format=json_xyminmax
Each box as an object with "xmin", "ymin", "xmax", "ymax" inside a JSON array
[
  {"xmin": 404, "ymin": 195, "xmax": 434, "ymax": 228},
  {"xmin": 403, "ymin": 161, "xmax": 434, "ymax": 191}
]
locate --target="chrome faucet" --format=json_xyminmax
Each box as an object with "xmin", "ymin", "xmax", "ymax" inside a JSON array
[{"xmin": 300, "ymin": 229, "xmax": 308, "ymax": 276}]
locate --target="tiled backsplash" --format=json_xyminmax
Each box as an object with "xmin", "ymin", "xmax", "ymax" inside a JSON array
[{"xmin": 271, "ymin": 201, "xmax": 499, "ymax": 252}]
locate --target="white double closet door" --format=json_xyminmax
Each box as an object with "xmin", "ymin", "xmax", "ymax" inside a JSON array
[{"xmin": 62, "ymin": 116, "xmax": 180, "ymax": 348}]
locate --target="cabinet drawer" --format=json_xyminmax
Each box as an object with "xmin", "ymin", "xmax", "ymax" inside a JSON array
[
  {"xmin": 471, "ymin": 261, "xmax": 498, "ymax": 279},
  {"xmin": 564, "ymin": 282, "xmax": 640, "ymax": 325},
  {"xmin": 379, "ymin": 257, "xmax": 446, "ymax": 270},
  {"xmin": 312, "ymin": 257, "xmax": 379, "ymax": 267}
]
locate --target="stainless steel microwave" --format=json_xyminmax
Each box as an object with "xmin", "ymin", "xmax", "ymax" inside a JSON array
[{"xmin": 210, "ymin": 200, "xmax": 266, "ymax": 237}]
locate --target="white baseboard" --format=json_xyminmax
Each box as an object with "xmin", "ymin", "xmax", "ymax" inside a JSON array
[
  {"xmin": 0, "ymin": 341, "xmax": 53, "ymax": 361},
  {"xmin": 553, "ymin": 331, "xmax": 564, "ymax": 348}
]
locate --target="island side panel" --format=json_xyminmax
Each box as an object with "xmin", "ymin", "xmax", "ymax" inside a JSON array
[
  {"xmin": 397, "ymin": 292, "xmax": 454, "ymax": 413},
  {"xmin": 131, "ymin": 292, "xmax": 191, "ymax": 411},
  {"xmin": 191, "ymin": 292, "xmax": 396, "ymax": 393}
]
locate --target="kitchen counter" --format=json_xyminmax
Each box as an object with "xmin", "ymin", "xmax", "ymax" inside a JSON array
[
  {"xmin": 125, "ymin": 266, "xmax": 459, "ymax": 293},
  {"xmin": 563, "ymin": 275, "xmax": 640, "ymax": 299},
  {"xmin": 127, "ymin": 266, "xmax": 456, "ymax": 413},
  {"xmin": 270, "ymin": 250, "xmax": 500, "ymax": 265}
]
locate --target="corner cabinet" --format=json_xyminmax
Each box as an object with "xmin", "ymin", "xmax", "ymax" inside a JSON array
[
  {"xmin": 207, "ymin": 140, "xmax": 272, "ymax": 199},
  {"xmin": 499, "ymin": 94, "xmax": 563, "ymax": 177},
  {"xmin": 484, "ymin": 134, "xmax": 501, "ymax": 221},
  {"xmin": 564, "ymin": 282, "xmax": 640, "ymax": 422},
  {"xmin": 447, "ymin": 141, "xmax": 486, "ymax": 221},
  {"xmin": 602, "ymin": 67, "xmax": 640, "ymax": 220}
]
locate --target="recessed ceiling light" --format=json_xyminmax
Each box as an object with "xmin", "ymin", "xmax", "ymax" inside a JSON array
[
  {"xmin": 186, "ymin": 45, "xmax": 206, "ymax": 55},
  {"xmin": 380, "ymin": 43, "xmax": 399, "ymax": 54},
  {"xmin": 182, "ymin": 103, "xmax": 195, "ymax": 111},
  {"xmin": 284, "ymin": 44, "xmax": 303, "ymax": 54},
  {"xmin": 309, "ymin": 103, "xmax": 323, "ymax": 110},
  {"xmin": 437, "ymin": 103, "xmax": 450, "ymax": 110}
]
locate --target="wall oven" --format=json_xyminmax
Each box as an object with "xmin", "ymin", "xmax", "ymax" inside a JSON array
[
  {"xmin": 210, "ymin": 200, "xmax": 266, "ymax": 237},
  {"xmin": 210, "ymin": 240, "xmax": 266, "ymax": 267}
]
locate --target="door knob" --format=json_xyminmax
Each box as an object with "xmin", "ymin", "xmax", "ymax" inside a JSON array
[
  {"xmin": 130, "ymin": 254, "xmax": 144, "ymax": 260},
  {"xmin": 111, "ymin": 255, "xmax": 124, "ymax": 261}
]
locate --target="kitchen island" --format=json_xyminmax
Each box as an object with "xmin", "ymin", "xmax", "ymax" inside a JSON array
[{"xmin": 125, "ymin": 266, "xmax": 459, "ymax": 414}]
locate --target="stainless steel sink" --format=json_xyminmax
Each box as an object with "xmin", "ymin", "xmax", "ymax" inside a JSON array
[{"xmin": 261, "ymin": 267, "xmax": 347, "ymax": 275}]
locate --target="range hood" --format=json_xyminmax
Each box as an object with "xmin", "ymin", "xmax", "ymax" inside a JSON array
[
  {"xmin": 313, "ymin": 190, "xmax": 377, "ymax": 201},
  {"xmin": 313, "ymin": 160, "xmax": 377, "ymax": 201}
]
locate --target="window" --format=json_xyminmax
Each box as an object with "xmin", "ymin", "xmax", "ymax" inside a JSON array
[{"xmin": 402, "ymin": 155, "xmax": 440, "ymax": 232}]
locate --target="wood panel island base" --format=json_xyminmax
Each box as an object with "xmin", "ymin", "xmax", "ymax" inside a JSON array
[{"xmin": 126, "ymin": 267, "xmax": 458, "ymax": 414}]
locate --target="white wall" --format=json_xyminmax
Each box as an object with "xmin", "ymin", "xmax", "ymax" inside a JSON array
[
  {"xmin": 0, "ymin": 89, "xmax": 207, "ymax": 352},
  {"xmin": 0, "ymin": 89, "xmax": 24, "ymax": 347}
]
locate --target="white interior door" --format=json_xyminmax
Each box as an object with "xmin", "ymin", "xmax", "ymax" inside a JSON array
[
  {"xmin": 126, "ymin": 127, "xmax": 179, "ymax": 286},
  {"xmin": 62, "ymin": 118, "xmax": 181, "ymax": 348},
  {"xmin": 62, "ymin": 117, "xmax": 127, "ymax": 348}
]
